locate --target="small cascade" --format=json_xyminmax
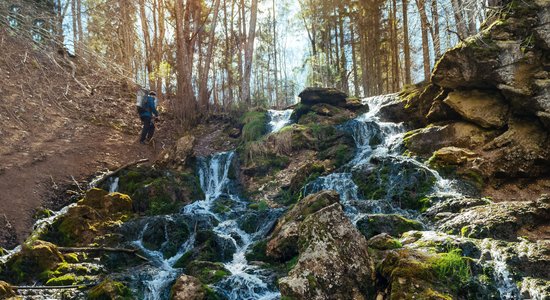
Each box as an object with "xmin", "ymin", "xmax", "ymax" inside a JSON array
[
  {"xmin": 109, "ymin": 177, "xmax": 119, "ymax": 193},
  {"xmin": 301, "ymin": 93, "xmax": 524, "ymax": 299},
  {"xmin": 480, "ymin": 240, "xmax": 522, "ymax": 300},
  {"xmin": 131, "ymin": 151, "xmax": 281, "ymax": 300},
  {"xmin": 267, "ymin": 109, "xmax": 293, "ymax": 133}
]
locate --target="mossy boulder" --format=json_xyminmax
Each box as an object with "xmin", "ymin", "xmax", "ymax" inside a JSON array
[
  {"xmin": 80, "ymin": 189, "xmax": 132, "ymax": 215},
  {"xmin": 0, "ymin": 281, "xmax": 15, "ymax": 298},
  {"xmin": 438, "ymin": 195, "xmax": 550, "ymax": 240},
  {"xmin": 241, "ymin": 110, "xmax": 268, "ymax": 143},
  {"xmin": 140, "ymin": 217, "xmax": 190, "ymax": 259},
  {"xmin": 266, "ymin": 191, "xmax": 339, "ymax": 262},
  {"xmin": 278, "ymin": 202, "xmax": 376, "ymax": 299},
  {"xmin": 88, "ymin": 279, "xmax": 133, "ymax": 299},
  {"xmin": 352, "ymin": 158, "xmax": 436, "ymax": 211},
  {"xmin": 2, "ymin": 240, "xmax": 64, "ymax": 283},
  {"xmin": 356, "ymin": 214, "xmax": 423, "ymax": 239},
  {"xmin": 367, "ymin": 233, "xmax": 403, "ymax": 250},
  {"xmin": 185, "ymin": 261, "xmax": 230, "ymax": 284},
  {"xmin": 173, "ymin": 230, "xmax": 236, "ymax": 268},
  {"xmin": 377, "ymin": 248, "xmax": 474, "ymax": 300},
  {"xmin": 298, "ymin": 87, "xmax": 347, "ymax": 106},
  {"xmin": 122, "ymin": 169, "xmax": 203, "ymax": 215}
]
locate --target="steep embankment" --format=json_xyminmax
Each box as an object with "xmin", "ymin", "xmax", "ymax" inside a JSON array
[{"xmin": 0, "ymin": 28, "xmax": 167, "ymax": 248}]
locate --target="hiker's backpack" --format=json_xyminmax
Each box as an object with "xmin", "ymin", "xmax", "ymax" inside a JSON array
[{"xmin": 136, "ymin": 89, "xmax": 149, "ymax": 114}]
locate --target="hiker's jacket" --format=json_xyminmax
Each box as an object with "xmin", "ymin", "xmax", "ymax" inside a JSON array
[{"xmin": 140, "ymin": 96, "xmax": 159, "ymax": 118}]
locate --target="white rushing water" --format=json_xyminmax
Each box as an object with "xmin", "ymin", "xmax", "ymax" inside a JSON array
[
  {"xmin": 267, "ymin": 109, "xmax": 293, "ymax": 133},
  {"xmin": 135, "ymin": 151, "xmax": 280, "ymax": 300},
  {"xmin": 301, "ymin": 93, "xmax": 522, "ymax": 299}
]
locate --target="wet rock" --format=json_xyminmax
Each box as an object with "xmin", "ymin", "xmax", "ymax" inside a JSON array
[
  {"xmin": 443, "ymin": 90, "xmax": 509, "ymax": 129},
  {"xmin": 424, "ymin": 197, "xmax": 490, "ymax": 220},
  {"xmin": 0, "ymin": 281, "xmax": 15, "ymax": 299},
  {"xmin": 140, "ymin": 216, "xmax": 190, "ymax": 258},
  {"xmin": 356, "ymin": 214, "xmax": 423, "ymax": 239},
  {"xmin": 266, "ymin": 191, "xmax": 339, "ymax": 262},
  {"xmin": 170, "ymin": 275, "xmax": 207, "ymax": 300},
  {"xmin": 0, "ymin": 214, "xmax": 18, "ymax": 250},
  {"xmin": 299, "ymin": 87, "xmax": 347, "ymax": 106},
  {"xmin": 438, "ymin": 196, "xmax": 550, "ymax": 240},
  {"xmin": 2, "ymin": 240, "xmax": 64, "ymax": 283},
  {"xmin": 278, "ymin": 203, "xmax": 375, "ymax": 299},
  {"xmin": 367, "ymin": 233, "xmax": 403, "ymax": 250},
  {"xmin": 185, "ymin": 261, "xmax": 230, "ymax": 284},
  {"xmin": 404, "ymin": 122, "xmax": 498, "ymax": 156},
  {"xmin": 352, "ymin": 158, "xmax": 436, "ymax": 211},
  {"xmin": 87, "ymin": 278, "xmax": 133, "ymax": 299}
]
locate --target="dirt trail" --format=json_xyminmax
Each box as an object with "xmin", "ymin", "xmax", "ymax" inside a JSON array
[
  {"xmin": 0, "ymin": 28, "xmax": 174, "ymax": 248},
  {"xmin": 0, "ymin": 121, "xmax": 163, "ymax": 247}
]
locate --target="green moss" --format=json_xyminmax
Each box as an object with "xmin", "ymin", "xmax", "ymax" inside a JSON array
[
  {"xmin": 285, "ymin": 256, "xmax": 299, "ymax": 273},
  {"xmin": 203, "ymin": 284, "xmax": 222, "ymax": 300},
  {"xmin": 430, "ymin": 249, "xmax": 471, "ymax": 285},
  {"xmin": 88, "ymin": 279, "xmax": 133, "ymax": 299},
  {"xmin": 45, "ymin": 273, "xmax": 77, "ymax": 286},
  {"xmin": 290, "ymin": 103, "xmax": 312, "ymax": 123},
  {"xmin": 241, "ymin": 111, "xmax": 268, "ymax": 143},
  {"xmin": 248, "ymin": 201, "xmax": 269, "ymax": 211},
  {"xmin": 173, "ymin": 251, "xmax": 193, "ymax": 269},
  {"xmin": 245, "ymin": 240, "xmax": 270, "ymax": 262},
  {"xmin": 63, "ymin": 253, "xmax": 79, "ymax": 263}
]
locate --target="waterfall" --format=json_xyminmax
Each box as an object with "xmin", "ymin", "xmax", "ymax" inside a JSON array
[
  {"xmin": 302, "ymin": 93, "xmax": 523, "ymax": 300},
  {"xmin": 132, "ymin": 151, "xmax": 281, "ymax": 300},
  {"xmin": 267, "ymin": 109, "xmax": 293, "ymax": 133}
]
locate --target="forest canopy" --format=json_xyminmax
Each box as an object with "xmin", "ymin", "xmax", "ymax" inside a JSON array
[{"xmin": 19, "ymin": 0, "xmax": 500, "ymax": 125}]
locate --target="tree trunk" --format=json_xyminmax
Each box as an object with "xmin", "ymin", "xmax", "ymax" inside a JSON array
[
  {"xmin": 241, "ymin": 0, "xmax": 258, "ymax": 105},
  {"xmin": 416, "ymin": 0, "xmax": 431, "ymax": 81},
  {"xmin": 402, "ymin": 0, "xmax": 412, "ymax": 84}
]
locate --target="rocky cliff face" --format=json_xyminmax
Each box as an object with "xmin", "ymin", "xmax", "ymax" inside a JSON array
[{"xmin": 398, "ymin": 0, "xmax": 550, "ymax": 201}]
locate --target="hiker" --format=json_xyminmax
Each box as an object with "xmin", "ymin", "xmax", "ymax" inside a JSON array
[{"xmin": 139, "ymin": 91, "xmax": 159, "ymax": 144}]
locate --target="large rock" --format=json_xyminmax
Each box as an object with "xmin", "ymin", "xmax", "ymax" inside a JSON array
[
  {"xmin": 79, "ymin": 188, "xmax": 133, "ymax": 215},
  {"xmin": 170, "ymin": 275, "xmax": 207, "ymax": 300},
  {"xmin": 405, "ymin": 122, "xmax": 498, "ymax": 156},
  {"xmin": 443, "ymin": 90, "xmax": 509, "ymax": 129},
  {"xmin": 299, "ymin": 87, "xmax": 347, "ymax": 106},
  {"xmin": 432, "ymin": 1, "xmax": 550, "ymax": 123},
  {"xmin": 3, "ymin": 240, "xmax": 64, "ymax": 283},
  {"xmin": 438, "ymin": 195, "xmax": 550, "ymax": 241},
  {"xmin": 356, "ymin": 214, "xmax": 423, "ymax": 239},
  {"xmin": 278, "ymin": 203, "xmax": 376, "ymax": 299},
  {"xmin": 266, "ymin": 190, "xmax": 339, "ymax": 262},
  {"xmin": 88, "ymin": 279, "xmax": 133, "ymax": 299},
  {"xmin": 480, "ymin": 118, "xmax": 550, "ymax": 179}
]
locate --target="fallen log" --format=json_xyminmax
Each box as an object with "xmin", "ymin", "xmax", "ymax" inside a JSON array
[
  {"xmin": 12, "ymin": 283, "xmax": 97, "ymax": 290},
  {"xmin": 93, "ymin": 158, "xmax": 149, "ymax": 187},
  {"xmin": 57, "ymin": 247, "xmax": 150, "ymax": 262}
]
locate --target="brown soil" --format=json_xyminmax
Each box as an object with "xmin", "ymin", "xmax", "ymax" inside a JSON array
[{"xmin": 0, "ymin": 29, "xmax": 175, "ymax": 248}]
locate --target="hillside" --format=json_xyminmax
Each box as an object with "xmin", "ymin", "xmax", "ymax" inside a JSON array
[{"xmin": 0, "ymin": 27, "xmax": 168, "ymax": 247}]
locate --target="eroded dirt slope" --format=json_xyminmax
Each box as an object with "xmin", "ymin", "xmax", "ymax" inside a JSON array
[{"xmin": 0, "ymin": 28, "xmax": 173, "ymax": 247}]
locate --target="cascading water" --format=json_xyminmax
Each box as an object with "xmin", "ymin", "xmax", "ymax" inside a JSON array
[
  {"xmin": 267, "ymin": 109, "xmax": 293, "ymax": 133},
  {"xmin": 131, "ymin": 151, "xmax": 282, "ymax": 300},
  {"xmin": 302, "ymin": 93, "xmax": 522, "ymax": 299}
]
